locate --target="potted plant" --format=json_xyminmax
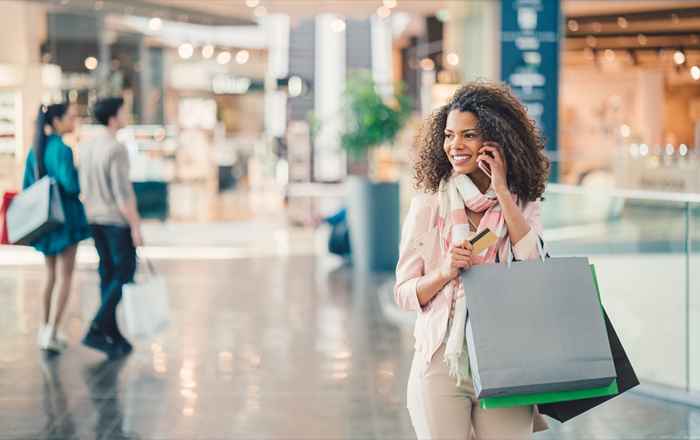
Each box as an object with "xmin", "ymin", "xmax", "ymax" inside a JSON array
[{"xmin": 340, "ymin": 70, "xmax": 412, "ymax": 272}]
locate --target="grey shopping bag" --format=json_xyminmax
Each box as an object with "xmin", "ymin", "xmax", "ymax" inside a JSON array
[
  {"xmin": 461, "ymin": 256, "xmax": 615, "ymax": 399},
  {"xmin": 6, "ymin": 176, "xmax": 65, "ymax": 245}
]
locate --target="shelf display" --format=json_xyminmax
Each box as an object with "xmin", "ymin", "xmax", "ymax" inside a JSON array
[{"xmin": 0, "ymin": 91, "xmax": 20, "ymax": 155}]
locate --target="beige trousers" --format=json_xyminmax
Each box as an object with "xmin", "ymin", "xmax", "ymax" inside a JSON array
[{"xmin": 407, "ymin": 345, "xmax": 534, "ymax": 440}]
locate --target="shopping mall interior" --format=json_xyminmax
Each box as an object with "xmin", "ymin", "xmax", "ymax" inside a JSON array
[{"xmin": 1, "ymin": 0, "xmax": 700, "ymax": 438}]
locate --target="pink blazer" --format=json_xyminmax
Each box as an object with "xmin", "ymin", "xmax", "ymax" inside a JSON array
[{"xmin": 394, "ymin": 192, "xmax": 549, "ymax": 431}]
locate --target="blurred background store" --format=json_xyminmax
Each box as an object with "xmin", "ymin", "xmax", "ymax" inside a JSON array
[{"xmin": 1, "ymin": 1, "xmax": 700, "ymax": 438}]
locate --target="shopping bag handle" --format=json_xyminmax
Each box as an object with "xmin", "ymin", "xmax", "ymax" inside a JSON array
[
  {"xmin": 505, "ymin": 234, "xmax": 548, "ymax": 268},
  {"xmin": 136, "ymin": 251, "xmax": 158, "ymax": 276}
]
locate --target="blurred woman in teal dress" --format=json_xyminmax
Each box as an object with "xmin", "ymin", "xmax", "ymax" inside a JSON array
[{"xmin": 23, "ymin": 103, "xmax": 90, "ymax": 353}]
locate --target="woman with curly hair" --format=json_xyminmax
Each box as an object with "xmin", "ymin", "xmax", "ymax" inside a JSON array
[{"xmin": 395, "ymin": 82, "xmax": 550, "ymax": 439}]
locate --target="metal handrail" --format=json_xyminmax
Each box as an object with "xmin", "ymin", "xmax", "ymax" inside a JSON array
[{"xmin": 546, "ymin": 183, "xmax": 700, "ymax": 204}]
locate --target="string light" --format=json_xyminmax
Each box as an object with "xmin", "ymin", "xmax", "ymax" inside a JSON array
[
  {"xmin": 446, "ymin": 53, "xmax": 459, "ymax": 66},
  {"xmin": 377, "ymin": 6, "xmax": 391, "ymax": 18},
  {"xmin": 235, "ymin": 50, "xmax": 250, "ymax": 64},
  {"xmin": 84, "ymin": 57, "xmax": 98, "ymax": 70},
  {"xmin": 673, "ymin": 50, "xmax": 686, "ymax": 65},
  {"xmin": 330, "ymin": 18, "xmax": 346, "ymax": 33},
  {"xmin": 691, "ymin": 65, "xmax": 700, "ymax": 81},
  {"xmin": 217, "ymin": 51, "xmax": 232, "ymax": 65},
  {"xmin": 149, "ymin": 17, "xmax": 163, "ymax": 31},
  {"xmin": 178, "ymin": 43, "xmax": 194, "ymax": 59},
  {"xmin": 202, "ymin": 44, "xmax": 215, "ymax": 59}
]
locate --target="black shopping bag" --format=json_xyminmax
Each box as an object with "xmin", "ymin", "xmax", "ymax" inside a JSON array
[{"xmin": 538, "ymin": 308, "xmax": 640, "ymax": 422}]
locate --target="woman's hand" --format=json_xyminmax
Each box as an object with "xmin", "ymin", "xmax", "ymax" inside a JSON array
[
  {"xmin": 440, "ymin": 240, "xmax": 473, "ymax": 281},
  {"xmin": 478, "ymin": 142, "xmax": 508, "ymax": 195}
]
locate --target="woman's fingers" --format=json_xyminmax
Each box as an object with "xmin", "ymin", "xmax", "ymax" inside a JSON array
[{"xmin": 452, "ymin": 247, "xmax": 472, "ymax": 257}]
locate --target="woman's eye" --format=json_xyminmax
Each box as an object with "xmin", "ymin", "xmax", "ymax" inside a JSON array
[{"xmin": 444, "ymin": 133, "xmax": 453, "ymax": 139}]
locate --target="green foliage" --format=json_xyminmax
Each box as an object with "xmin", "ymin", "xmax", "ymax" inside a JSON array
[{"xmin": 340, "ymin": 70, "xmax": 412, "ymax": 159}]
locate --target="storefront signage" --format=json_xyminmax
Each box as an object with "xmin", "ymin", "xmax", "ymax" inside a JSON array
[
  {"xmin": 500, "ymin": 0, "xmax": 561, "ymax": 179},
  {"xmin": 212, "ymin": 74, "xmax": 252, "ymax": 95}
]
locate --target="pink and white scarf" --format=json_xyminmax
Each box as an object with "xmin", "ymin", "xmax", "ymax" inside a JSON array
[{"xmin": 437, "ymin": 173, "xmax": 513, "ymax": 384}]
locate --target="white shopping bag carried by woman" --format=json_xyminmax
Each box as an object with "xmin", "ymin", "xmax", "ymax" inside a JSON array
[{"xmin": 121, "ymin": 258, "xmax": 170, "ymax": 339}]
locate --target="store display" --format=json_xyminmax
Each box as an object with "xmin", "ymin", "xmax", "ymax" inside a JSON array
[{"xmin": 0, "ymin": 91, "xmax": 20, "ymax": 154}]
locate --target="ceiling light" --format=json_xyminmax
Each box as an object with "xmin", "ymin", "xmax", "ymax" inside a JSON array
[
  {"xmin": 673, "ymin": 50, "xmax": 686, "ymax": 65},
  {"xmin": 246, "ymin": 0, "xmax": 260, "ymax": 7},
  {"xmin": 217, "ymin": 51, "xmax": 232, "ymax": 65},
  {"xmin": 330, "ymin": 18, "xmax": 346, "ymax": 33},
  {"xmin": 202, "ymin": 44, "xmax": 215, "ymax": 59},
  {"xmin": 377, "ymin": 6, "xmax": 391, "ymax": 19},
  {"xmin": 604, "ymin": 49, "xmax": 615, "ymax": 62},
  {"xmin": 288, "ymin": 76, "xmax": 303, "ymax": 97},
  {"xmin": 254, "ymin": 6, "xmax": 267, "ymax": 17},
  {"xmin": 235, "ymin": 50, "xmax": 250, "ymax": 64},
  {"xmin": 178, "ymin": 43, "xmax": 194, "ymax": 59},
  {"xmin": 383, "ymin": 0, "xmax": 397, "ymax": 8},
  {"xmin": 84, "ymin": 56, "xmax": 98, "ymax": 71},
  {"xmin": 620, "ymin": 124, "xmax": 631, "ymax": 138},
  {"xmin": 446, "ymin": 52, "xmax": 459, "ymax": 66},
  {"xmin": 691, "ymin": 65, "xmax": 700, "ymax": 81},
  {"xmin": 567, "ymin": 20, "xmax": 579, "ymax": 32},
  {"xmin": 420, "ymin": 58, "xmax": 435, "ymax": 71},
  {"xmin": 149, "ymin": 17, "xmax": 163, "ymax": 31}
]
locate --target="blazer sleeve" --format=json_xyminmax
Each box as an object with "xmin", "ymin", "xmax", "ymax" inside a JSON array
[
  {"xmin": 394, "ymin": 197, "xmax": 431, "ymax": 313},
  {"xmin": 54, "ymin": 144, "xmax": 81, "ymax": 196},
  {"xmin": 511, "ymin": 199, "xmax": 544, "ymax": 261}
]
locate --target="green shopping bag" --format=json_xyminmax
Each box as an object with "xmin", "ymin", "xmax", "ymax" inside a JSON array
[{"xmin": 479, "ymin": 265, "xmax": 618, "ymax": 409}]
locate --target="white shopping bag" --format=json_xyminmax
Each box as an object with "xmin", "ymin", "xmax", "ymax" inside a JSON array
[{"xmin": 121, "ymin": 259, "xmax": 170, "ymax": 339}]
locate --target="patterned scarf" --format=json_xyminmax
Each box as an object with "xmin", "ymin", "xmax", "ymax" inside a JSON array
[{"xmin": 437, "ymin": 173, "xmax": 512, "ymax": 384}]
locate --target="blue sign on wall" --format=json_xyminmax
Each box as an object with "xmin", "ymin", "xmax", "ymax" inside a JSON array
[{"xmin": 500, "ymin": 0, "xmax": 561, "ymax": 180}]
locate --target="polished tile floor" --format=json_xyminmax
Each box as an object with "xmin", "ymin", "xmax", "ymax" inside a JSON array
[{"xmin": 1, "ymin": 230, "xmax": 700, "ymax": 439}]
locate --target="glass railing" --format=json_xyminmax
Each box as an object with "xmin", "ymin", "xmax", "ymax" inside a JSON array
[{"xmin": 543, "ymin": 184, "xmax": 700, "ymax": 396}]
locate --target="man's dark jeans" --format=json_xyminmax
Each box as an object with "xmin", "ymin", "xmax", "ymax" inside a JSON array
[{"xmin": 90, "ymin": 224, "xmax": 137, "ymax": 339}]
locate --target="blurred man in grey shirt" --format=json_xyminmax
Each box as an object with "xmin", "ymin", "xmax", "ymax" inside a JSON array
[{"xmin": 79, "ymin": 97, "xmax": 142, "ymax": 358}]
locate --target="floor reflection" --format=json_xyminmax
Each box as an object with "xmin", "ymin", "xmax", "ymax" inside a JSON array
[{"xmin": 1, "ymin": 253, "xmax": 698, "ymax": 439}]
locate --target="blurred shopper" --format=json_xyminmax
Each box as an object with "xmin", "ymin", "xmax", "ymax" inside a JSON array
[
  {"xmin": 394, "ymin": 82, "xmax": 551, "ymax": 439},
  {"xmin": 318, "ymin": 207, "xmax": 351, "ymax": 258},
  {"xmin": 79, "ymin": 97, "xmax": 142, "ymax": 358},
  {"xmin": 23, "ymin": 103, "xmax": 90, "ymax": 353}
]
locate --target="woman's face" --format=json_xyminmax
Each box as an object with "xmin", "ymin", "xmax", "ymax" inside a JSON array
[
  {"xmin": 53, "ymin": 105, "xmax": 78, "ymax": 135},
  {"xmin": 443, "ymin": 110, "xmax": 484, "ymax": 175}
]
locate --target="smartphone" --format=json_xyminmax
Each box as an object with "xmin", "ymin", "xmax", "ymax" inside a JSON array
[{"xmin": 477, "ymin": 146, "xmax": 496, "ymax": 178}]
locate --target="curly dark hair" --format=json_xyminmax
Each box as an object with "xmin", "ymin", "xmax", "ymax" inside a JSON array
[{"xmin": 414, "ymin": 81, "xmax": 550, "ymax": 202}]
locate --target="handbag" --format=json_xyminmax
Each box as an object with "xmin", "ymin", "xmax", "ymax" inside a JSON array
[
  {"xmin": 6, "ymin": 158, "xmax": 65, "ymax": 245},
  {"xmin": 1, "ymin": 191, "xmax": 17, "ymax": 245},
  {"xmin": 121, "ymin": 258, "xmax": 170, "ymax": 339}
]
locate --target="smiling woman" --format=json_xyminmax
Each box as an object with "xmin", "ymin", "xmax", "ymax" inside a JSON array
[
  {"xmin": 397, "ymin": 81, "xmax": 553, "ymax": 439},
  {"xmin": 414, "ymin": 81, "xmax": 550, "ymax": 203}
]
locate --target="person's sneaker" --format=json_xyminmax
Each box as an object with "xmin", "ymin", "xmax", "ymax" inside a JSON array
[
  {"xmin": 38, "ymin": 324, "xmax": 68, "ymax": 350},
  {"xmin": 82, "ymin": 328, "xmax": 119, "ymax": 357},
  {"xmin": 39, "ymin": 325, "xmax": 65, "ymax": 353},
  {"xmin": 82, "ymin": 328, "xmax": 133, "ymax": 359}
]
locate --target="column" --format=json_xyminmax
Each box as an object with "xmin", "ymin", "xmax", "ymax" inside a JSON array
[{"xmin": 313, "ymin": 14, "xmax": 346, "ymax": 182}]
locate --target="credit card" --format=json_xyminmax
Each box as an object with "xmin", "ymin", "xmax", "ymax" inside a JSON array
[{"xmin": 470, "ymin": 228, "xmax": 498, "ymax": 255}]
